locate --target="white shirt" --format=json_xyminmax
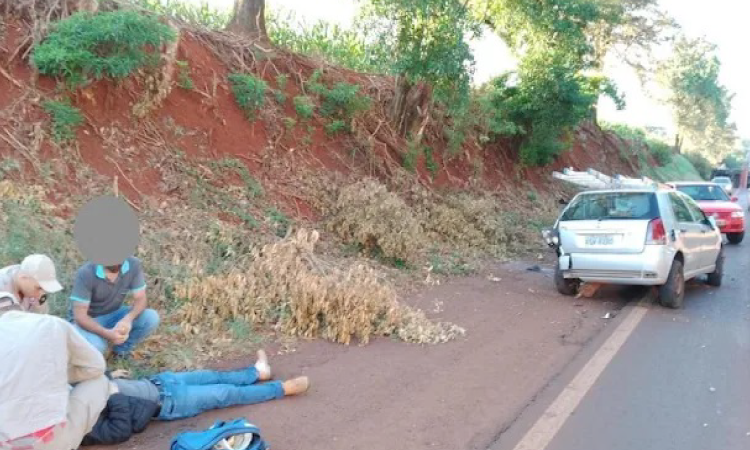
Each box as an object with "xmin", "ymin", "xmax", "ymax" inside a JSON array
[
  {"xmin": 0, "ymin": 265, "xmax": 20, "ymax": 305},
  {"xmin": 0, "ymin": 311, "xmax": 106, "ymax": 443}
]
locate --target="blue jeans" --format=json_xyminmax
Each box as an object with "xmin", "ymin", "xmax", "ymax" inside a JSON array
[
  {"xmin": 152, "ymin": 367, "xmax": 285, "ymax": 421},
  {"xmin": 74, "ymin": 306, "xmax": 160, "ymax": 355}
]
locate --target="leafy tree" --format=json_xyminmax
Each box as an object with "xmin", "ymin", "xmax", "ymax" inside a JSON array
[
  {"xmin": 658, "ymin": 36, "xmax": 737, "ymax": 163},
  {"xmin": 363, "ymin": 0, "xmax": 481, "ymax": 136},
  {"xmin": 588, "ymin": 0, "xmax": 679, "ymax": 77},
  {"xmin": 475, "ymin": 0, "xmax": 623, "ymax": 164}
]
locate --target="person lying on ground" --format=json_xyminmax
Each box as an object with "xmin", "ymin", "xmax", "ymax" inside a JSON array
[
  {"xmin": 69, "ymin": 256, "xmax": 159, "ymax": 360},
  {"xmin": 0, "ymin": 254, "xmax": 64, "ymax": 314},
  {"xmin": 80, "ymin": 350, "xmax": 310, "ymax": 446},
  {"xmin": 0, "ymin": 295, "xmax": 110, "ymax": 450}
]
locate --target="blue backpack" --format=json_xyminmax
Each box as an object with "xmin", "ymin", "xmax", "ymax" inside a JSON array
[{"xmin": 170, "ymin": 418, "xmax": 267, "ymax": 450}]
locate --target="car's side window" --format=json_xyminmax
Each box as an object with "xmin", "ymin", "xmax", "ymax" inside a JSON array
[
  {"xmin": 682, "ymin": 195, "xmax": 709, "ymax": 224},
  {"xmin": 669, "ymin": 193, "xmax": 694, "ymax": 223}
]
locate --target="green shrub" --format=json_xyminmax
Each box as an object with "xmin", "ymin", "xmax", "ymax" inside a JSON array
[
  {"xmin": 32, "ymin": 10, "xmax": 176, "ymax": 88},
  {"xmin": 320, "ymin": 82, "xmax": 370, "ymax": 119},
  {"xmin": 325, "ymin": 120, "xmax": 348, "ymax": 135},
  {"xmin": 293, "ymin": 96, "xmax": 315, "ymax": 119},
  {"xmin": 307, "ymin": 71, "xmax": 369, "ymax": 120},
  {"xmin": 273, "ymin": 74, "xmax": 289, "ymax": 104},
  {"xmin": 649, "ymin": 141, "xmax": 674, "ymax": 166},
  {"xmin": 423, "ymin": 146, "xmax": 438, "ymax": 178},
  {"xmin": 228, "ymin": 73, "xmax": 267, "ymax": 119},
  {"xmin": 283, "ymin": 117, "xmax": 297, "ymax": 129},
  {"xmin": 176, "ymin": 60, "xmax": 194, "ymax": 90},
  {"xmin": 43, "ymin": 100, "xmax": 84, "ymax": 143},
  {"xmin": 684, "ymin": 152, "xmax": 712, "ymax": 180},
  {"xmin": 402, "ymin": 141, "xmax": 420, "ymax": 172}
]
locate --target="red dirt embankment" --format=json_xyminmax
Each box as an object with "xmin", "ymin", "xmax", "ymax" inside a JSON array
[{"xmin": 0, "ymin": 15, "xmax": 642, "ymax": 215}]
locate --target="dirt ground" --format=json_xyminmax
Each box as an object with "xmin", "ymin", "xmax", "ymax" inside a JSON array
[{"xmin": 96, "ymin": 259, "xmax": 637, "ymax": 450}]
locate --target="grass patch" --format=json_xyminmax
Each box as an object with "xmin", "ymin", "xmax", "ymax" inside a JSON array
[
  {"xmin": 228, "ymin": 73, "xmax": 267, "ymax": 120},
  {"xmin": 325, "ymin": 119, "xmax": 348, "ymax": 135},
  {"xmin": 176, "ymin": 60, "xmax": 194, "ymax": 89},
  {"xmin": 649, "ymin": 154, "xmax": 704, "ymax": 182},
  {"xmin": 293, "ymin": 95, "xmax": 315, "ymax": 120},
  {"xmin": 43, "ymin": 100, "xmax": 84, "ymax": 143}
]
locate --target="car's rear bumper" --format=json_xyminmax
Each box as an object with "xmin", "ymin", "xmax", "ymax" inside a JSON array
[{"xmin": 559, "ymin": 245, "xmax": 675, "ymax": 285}]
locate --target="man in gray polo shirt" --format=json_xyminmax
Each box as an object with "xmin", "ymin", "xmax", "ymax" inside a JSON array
[{"xmin": 69, "ymin": 256, "xmax": 159, "ymax": 358}]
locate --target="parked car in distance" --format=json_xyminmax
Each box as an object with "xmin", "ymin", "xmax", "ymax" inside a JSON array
[
  {"xmin": 667, "ymin": 182, "xmax": 745, "ymax": 244},
  {"xmin": 711, "ymin": 176, "xmax": 733, "ymax": 195},
  {"xmin": 543, "ymin": 187, "xmax": 723, "ymax": 309}
]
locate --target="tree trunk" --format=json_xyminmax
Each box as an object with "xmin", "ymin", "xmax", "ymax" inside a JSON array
[
  {"xmin": 674, "ymin": 133, "xmax": 682, "ymax": 154},
  {"xmin": 392, "ymin": 75, "xmax": 430, "ymax": 138},
  {"xmin": 227, "ymin": 0, "xmax": 267, "ymax": 40},
  {"xmin": 76, "ymin": 0, "xmax": 98, "ymax": 13}
]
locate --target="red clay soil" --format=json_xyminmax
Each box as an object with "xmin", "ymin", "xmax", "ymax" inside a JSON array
[{"xmin": 93, "ymin": 261, "xmax": 632, "ymax": 450}]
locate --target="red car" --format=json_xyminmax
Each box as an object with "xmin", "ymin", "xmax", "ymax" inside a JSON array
[{"xmin": 669, "ymin": 182, "xmax": 745, "ymax": 244}]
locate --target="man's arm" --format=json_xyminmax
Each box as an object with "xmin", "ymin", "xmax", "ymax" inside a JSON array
[
  {"xmin": 119, "ymin": 260, "xmax": 148, "ymax": 328},
  {"xmin": 73, "ymin": 303, "xmax": 123, "ymax": 344},
  {"xmin": 65, "ymin": 319, "xmax": 107, "ymax": 383},
  {"xmin": 70, "ymin": 269, "xmax": 123, "ymax": 344}
]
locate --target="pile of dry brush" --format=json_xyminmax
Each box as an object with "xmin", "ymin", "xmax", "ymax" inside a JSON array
[{"xmin": 177, "ymin": 228, "xmax": 465, "ymax": 345}]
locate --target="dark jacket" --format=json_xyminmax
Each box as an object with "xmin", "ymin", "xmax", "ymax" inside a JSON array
[{"xmin": 80, "ymin": 393, "xmax": 159, "ymax": 446}]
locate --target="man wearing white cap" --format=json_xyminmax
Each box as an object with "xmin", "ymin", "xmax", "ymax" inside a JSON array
[
  {"xmin": 0, "ymin": 254, "xmax": 64, "ymax": 314},
  {"xmin": 0, "ymin": 286, "xmax": 110, "ymax": 450}
]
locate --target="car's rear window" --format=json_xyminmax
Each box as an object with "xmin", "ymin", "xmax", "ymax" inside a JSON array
[
  {"xmin": 561, "ymin": 192, "xmax": 659, "ymax": 221},
  {"xmin": 675, "ymin": 184, "xmax": 730, "ymax": 201}
]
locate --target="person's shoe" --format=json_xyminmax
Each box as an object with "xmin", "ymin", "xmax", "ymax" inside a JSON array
[
  {"xmin": 282, "ymin": 376, "xmax": 310, "ymax": 396},
  {"xmin": 254, "ymin": 349, "xmax": 272, "ymax": 381}
]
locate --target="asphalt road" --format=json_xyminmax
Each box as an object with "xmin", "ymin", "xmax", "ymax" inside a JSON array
[{"xmin": 494, "ymin": 224, "xmax": 750, "ymax": 449}]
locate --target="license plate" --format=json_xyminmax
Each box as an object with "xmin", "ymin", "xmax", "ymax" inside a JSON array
[
  {"xmin": 585, "ymin": 235, "xmax": 615, "ymax": 246},
  {"xmin": 716, "ymin": 220, "xmax": 727, "ymax": 227}
]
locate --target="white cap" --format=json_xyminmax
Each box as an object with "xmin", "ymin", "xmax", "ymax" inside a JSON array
[{"xmin": 19, "ymin": 254, "xmax": 63, "ymax": 294}]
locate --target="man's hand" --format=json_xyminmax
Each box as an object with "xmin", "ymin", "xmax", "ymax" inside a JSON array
[
  {"xmin": 110, "ymin": 369, "xmax": 131, "ymax": 379},
  {"xmin": 114, "ymin": 317, "xmax": 132, "ymax": 336},
  {"xmin": 106, "ymin": 329, "xmax": 128, "ymax": 346}
]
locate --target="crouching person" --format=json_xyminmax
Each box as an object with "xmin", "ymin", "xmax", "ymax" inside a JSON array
[
  {"xmin": 81, "ymin": 350, "xmax": 309, "ymax": 446},
  {"xmin": 0, "ymin": 295, "xmax": 110, "ymax": 450}
]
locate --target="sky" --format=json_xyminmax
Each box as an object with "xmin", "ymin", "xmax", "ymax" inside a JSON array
[{"xmin": 189, "ymin": 0, "xmax": 748, "ymax": 140}]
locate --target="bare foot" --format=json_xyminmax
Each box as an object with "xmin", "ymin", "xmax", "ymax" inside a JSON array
[
  {"xmin": 254, "ymin": 349, "xmax": 271, "ymax": 381},
  {"xmin": 282, "ymin": 376, "xmax": 310, "ymax": 396}
]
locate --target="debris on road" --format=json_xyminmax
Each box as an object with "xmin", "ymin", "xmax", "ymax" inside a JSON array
[
  {"xmin": 709, "ymin": 387, "xmax": 716, "ymax": 393},
  {"xmin": 527, "ymin": 265, "xmax": 542, "ymax": 272},
  {"xmin": 602, "ymin": 312, "xmax": 613, "ymax": 320},
  {"xmin": 487, "ymin": 275, "xmax": 502, "ymax": 282}
]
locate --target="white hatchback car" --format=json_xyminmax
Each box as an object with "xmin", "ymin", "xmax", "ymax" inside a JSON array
[
  {"xmin": 711, "ymin": 176, "xmax": 734, "ymax": 195},
  {"xmin": 544, "ymin": 187, "xmax": 724, "ymax": 309}
]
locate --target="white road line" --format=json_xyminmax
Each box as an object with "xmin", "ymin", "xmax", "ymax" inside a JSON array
[{"xmin": 511, "ymin": 302, "xmax": 650, "ymax": 450}]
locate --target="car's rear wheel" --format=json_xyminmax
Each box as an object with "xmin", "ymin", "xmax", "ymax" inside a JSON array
[
  {"xmin": 727, "ymin": 232, "xmax": 744, "ymax": 245},
  {"xmin": 659, "ymin": 259, "xmax": 685, "ymax": 309},
  {"xmin": 555, "ymin": 265, "xmax": 579, "ymax": 296},
  {"xmin": 707, "ymin": 248, "xmax": 724, "ymax": 287}
]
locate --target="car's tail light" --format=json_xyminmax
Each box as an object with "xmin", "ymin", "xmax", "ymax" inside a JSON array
[
  {"xmin": 731, "ymin": 211, "xmax": 744, "ymax": 219},
  {"xmin": 646, "ymin": 218, "xmax": 667, "ymax": 245}
]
